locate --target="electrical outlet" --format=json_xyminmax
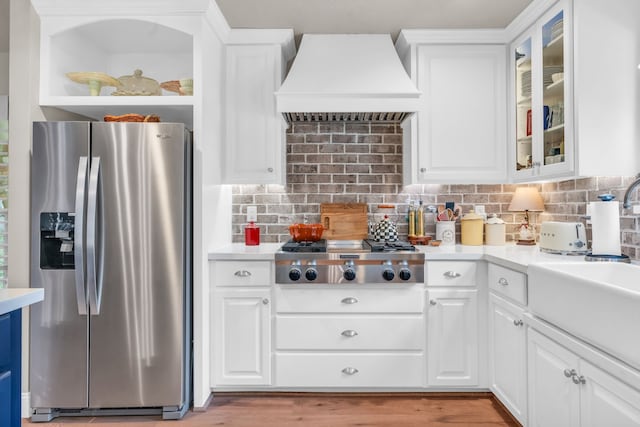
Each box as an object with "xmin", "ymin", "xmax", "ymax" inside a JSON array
[
  {"xmin": 247, "ymin": 205, "xmax": 257, "ymax": 222},
  {"xmin": 474, "ymin": 205, "xmax": 485, "ymax": 215},
  {"xmin": 633, "ymin": 205, "xmax": 640, "ymax": 215}
]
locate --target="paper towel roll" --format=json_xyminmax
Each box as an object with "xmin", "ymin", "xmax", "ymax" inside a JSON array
[{"xmin": 590, "ymin": 201, "xmax": 621, "ymax": 256}]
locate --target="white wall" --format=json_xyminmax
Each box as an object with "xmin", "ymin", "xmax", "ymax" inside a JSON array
[{"xmin": 0, "ymin": 52, "xmax": 9, "ymax": 94}]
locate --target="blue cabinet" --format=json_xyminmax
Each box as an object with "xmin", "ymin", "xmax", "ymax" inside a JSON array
[{"xmin": 0, "ymin": 309, "xmax": 22, "ymax": 427}]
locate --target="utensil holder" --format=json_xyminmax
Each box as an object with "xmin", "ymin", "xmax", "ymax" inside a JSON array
[{"xmin": 436, "ymin": 221, "xmax": 456, "ymax": 246}]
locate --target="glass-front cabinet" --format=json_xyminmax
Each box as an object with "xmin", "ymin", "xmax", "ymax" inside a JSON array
[{"xmin": 512, "ymin": 2, "xmax": 572, "ymax": 181}]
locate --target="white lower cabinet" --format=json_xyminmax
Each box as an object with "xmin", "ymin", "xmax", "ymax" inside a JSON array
[
  {"xmin": 212, "ymin": 288, "xmax": 271, "ymax": 386},
  {"xmin": 426, "ymin": 288, "xmax": 478, "ymax": 386},
  {"xmin": 275, "ymin": 285, "xmax": 426, "ymax": 388},
  {"xmin": 528, "ymin": 328, "xmax": 640, "ymax": 427},
  {"xmin": 489, "ymin": 293, "xmax": 527, "ymax": 424}
]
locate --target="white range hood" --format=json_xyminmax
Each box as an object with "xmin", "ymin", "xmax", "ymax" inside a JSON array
[{"xmin": 275, "ymin": 34, "xmax": 421, "ymax": 123}]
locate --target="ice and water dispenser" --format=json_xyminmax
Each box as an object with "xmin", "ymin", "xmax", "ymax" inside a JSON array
[{"xmin": 39, "ymin": 212, "xmax": 75, "ymax": 269}]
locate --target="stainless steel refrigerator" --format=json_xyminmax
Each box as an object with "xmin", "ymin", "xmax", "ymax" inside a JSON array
[{"xmin": 29, "ymin": 121, "xmax": 192, "ymax": 421}]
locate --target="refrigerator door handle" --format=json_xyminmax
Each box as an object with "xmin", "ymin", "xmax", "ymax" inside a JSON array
[
  {"xmin": 73, "ymin": 156, "xmax": 89, "ymax": 315},
  {"xmin": 87, "ymin": 156, "xmax": 104, "ymax": 315}
]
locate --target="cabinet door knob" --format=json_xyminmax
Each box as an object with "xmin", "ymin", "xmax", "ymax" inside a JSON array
[
  {"xmin": 513, "ymin": 319, "xmax": 524, "ymax": 327},
  {"xmin": 444, "ymin": 271, "xmax": 462, "ymax": 278},
  {"xmin": 342, "ymin": 367, "xmax": 359, "ymax": 375},
  {"xmin": 572, "ymin": 374, "xmax": 586, "ymax": 385},
  {"xmin": 262, "ymin": 298, "xmax": 269, "ymax": 305},
  {"xmin": 564, "ymin": 368, "xmax": 577, "ymax": 378},
  {"xmin": 234, "ymin": 270, "xmax": 251, "ymax": 277},
  {"xmin": 341, "ymin": 297, "xmax": 358, "ymax": 304},
  {"xmin": 430, "ymin": 299, "xmax": 437, "ymax": 306},
  {"xmin": 498, "ymin": 277, "xmax": 509, "ymax": 286},
  {"xmin": 341, "ymin": 329, "xmax": 358, "ymax": 338},
  {"xmin": 267, "ymin": 167, "xmax": 274, "ymax": 173}
]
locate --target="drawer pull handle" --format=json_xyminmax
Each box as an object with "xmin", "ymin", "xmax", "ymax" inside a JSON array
[
  {"xmin": 342, "ymin": 367, "xmax": 359, "ymax": 375},
  {"xmin": 262, "ymin": 298, "xmax": 269, "ymax": 305},
  {"xmin": 341, "ymin": 330, "xmax": 358, "ymax": 338},
  {"xmin": 498, "ymin": 277, "xmax": 509, "ymax": 286},
  {"xmin": 444, "ymin": 271, "xmax": 461, "ymax": 278},
  {"xmin": 430, "ymin": 299, "xmax": 437, "ymax": 306},
  {"xmin": 572, "ymin": 374, "xmax": 586, "ymax": 385},
  {"xmin": 234, "ymin": 270, "xmax": 251, "ymax": 277},
  {"xmin": 513, "ymin": 319, "xmax": 524, "ymax": 327},
  {"xmin": 564, "ymin": 368, "xmax": 577, "ymax": 378},
  {"xmin": 341, "ymin": 297, "xmax": 358, "ymax": 304}
]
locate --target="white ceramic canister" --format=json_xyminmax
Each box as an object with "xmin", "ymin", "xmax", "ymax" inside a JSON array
[
  {"xmin": 485, "ymin": 214, "xmax": 506, "ymax": 245},
  {"xmin": 435, "ymin": 221, "xmax": 456, "ymax": 245}
]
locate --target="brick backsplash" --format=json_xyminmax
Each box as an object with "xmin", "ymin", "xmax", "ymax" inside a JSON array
[{"xmin": 231, "ymin": 123, "xmax": 640, "ymax": 259}]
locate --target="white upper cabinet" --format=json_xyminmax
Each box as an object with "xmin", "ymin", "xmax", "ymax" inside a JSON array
[
  {"xmin": 222, "ymin": 30, "xmax": 295, "ymax": 185},
  {"xmin": 396, "ymin": 33, "xmax": 507, "ymax": 184},
  {"xmin": 30, "ymin": 0, "xmax": 213, "ymax": 126},
  {"xmin": 509, "ymin": 0, "xmax": 640, "ymax": 181}
]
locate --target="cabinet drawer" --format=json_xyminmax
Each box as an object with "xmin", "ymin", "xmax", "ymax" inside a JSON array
[
  {"xmin": 426, "ymin": 261, "xmax": 476, "ymax": 286},
  {"xmin": 276, "ymin": 353, "xmax": 424, "ymax": 387},
  {"xmin": 275, "ymin": 286, "xmax": 424, "ymax": 314},
  {"xmin": 276, "ymin": 316, "xmax": 424, "ymax": 351},
  {"xmin": 211, "ymin": 261, "xmax": 272, "ymax": 287},
  {"xmin": 488, "ymin": 264, "xmax": 527, "ymax": 305}
]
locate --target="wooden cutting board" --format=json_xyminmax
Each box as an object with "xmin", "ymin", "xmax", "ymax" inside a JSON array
[{"xmin": 320, "ymin": 203, "xmax": 368, "ymax": 240}]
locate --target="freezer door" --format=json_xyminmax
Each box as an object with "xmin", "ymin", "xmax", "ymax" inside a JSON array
[
  {"xmin": 88, "ymin": 122, "xmax": 187, "ymax": 408},
  {"xmin": 30, "ymin": 121, "xmax": 90, "ymax": 408}
]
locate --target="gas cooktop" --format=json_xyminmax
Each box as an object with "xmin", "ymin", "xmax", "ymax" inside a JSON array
[{"xmin": 280, "ymin": 239, "xmax": 416, "ymax": 253}]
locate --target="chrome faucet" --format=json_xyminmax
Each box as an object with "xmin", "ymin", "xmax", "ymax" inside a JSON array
[{"xmin": 623, "ymin": 173, "xmax": 640, "ymax": 209}]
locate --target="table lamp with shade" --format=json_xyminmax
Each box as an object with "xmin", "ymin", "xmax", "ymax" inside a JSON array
[{"xmin": 508, "ymin": 187, "xmax": 544, "ymax": 245}]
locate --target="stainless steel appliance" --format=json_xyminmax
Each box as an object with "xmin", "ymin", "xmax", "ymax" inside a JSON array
[
  {"xmin": 275, "ymin": 239, "xmax": 424, "ymax": 284},
  {"xmin": 29, "ymin": 122, "xmax": 192, "ymax": 421}
]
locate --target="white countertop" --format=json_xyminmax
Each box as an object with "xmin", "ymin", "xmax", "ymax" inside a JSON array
[
  {"xmin": 208, "ymin": 242, "xmax": 590, "ymax": 272},
  {"xmin": 0, "ymin": 288, "xmax": 44, "ymax": 315}
]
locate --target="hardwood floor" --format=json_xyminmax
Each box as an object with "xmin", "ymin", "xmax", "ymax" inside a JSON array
[{"xmin": 22, "ymin": 393, "xmax": 520, "ymax": 426}]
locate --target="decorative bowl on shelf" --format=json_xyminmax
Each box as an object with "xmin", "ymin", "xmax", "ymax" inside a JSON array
[
  {"xmin": 160, "ymin": 79, "xmax": 193, "ymax": 96},
  {"xmin": 65, "ymin": 72, "xmax": 122, "ymax": 96},
  {"xmin": 179, "ymin": 78, "xmax": 193, "ymax": 96},
  {"xmin": 111, "ymin": 69, "xmax": 161, "ymax": 96}
]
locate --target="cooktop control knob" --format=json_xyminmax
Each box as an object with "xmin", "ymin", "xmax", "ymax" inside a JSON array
[
  {"xmin": 343, "ymin": 260, "xmax": 356, "ymax": 281},
  {"xmin": 305, "ymin": 268, "xmax": 318, "ymax": 281},
  {"xmin": 398, "ymin": 260, "xmax": 411, "ymax": 281},
  {"xmin": 382, "ymin": 261, "xmax": 395, "ymax": 281},
  {"xmin": 399, "ymin": 269, "xmax": 411, "ymax": 281},
  {"xmin": 289, "ymin": 268, "xmax": 302, "ymax": 281},
  {"xmin": 343, "ymin": 269, "xmax": 356, "ymax": 281}
]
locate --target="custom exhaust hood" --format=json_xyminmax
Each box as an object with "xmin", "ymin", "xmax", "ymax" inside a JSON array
[{"xmin": 275, "ymin": 34, "xmax": 421, "ymax": 123}]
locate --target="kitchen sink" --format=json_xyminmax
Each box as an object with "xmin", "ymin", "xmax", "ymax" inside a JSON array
[{"xmin": 528, "ymin": 262, "xmax": 640, "ymax": 370}]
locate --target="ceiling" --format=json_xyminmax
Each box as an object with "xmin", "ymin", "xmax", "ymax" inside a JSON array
[
  {"xmin": 0, "ymin": 0, "xmax": 533, "ymax": 52},
  {"xmin": 215, "ymin": 0, "xmax": 533, "ymax": 43}
]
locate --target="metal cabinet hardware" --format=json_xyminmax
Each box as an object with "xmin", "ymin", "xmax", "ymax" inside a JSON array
[
  {"xmin": 430, "ymin": 299, "xmax": 437, "ymax": 306},
  {"xmin": 443, "ymin": 271, "xmax": 462, "ymax": 278},
  {"xmin": 420, "ymin": 167, "xmax": 426, "ymax": 173},
  {"xmin": 234, "ymin": 270, "xmax": 251, "ymax": 277},
  {"xmin": 341, "ymin": 297, "xmax": 358, "ymax": 304},
  {"xmin": 498, "ymin": 277, "xmax": 509, "ymax": 286},
  {"xmin": 564, "ymin": 368, "xmax": 577, "ymax": 378},
  {"xmin": 267, "ymin": 167, "xmax": 274, "ymax": 173},
  {"xmin": 262, "ymin": 298, "xmax": 269, "ymax": 305},
  {"xmin": 513, "ymin": 319, "xmax": 524, "ymax": 327},
  {"xmin": 572, "ymin": 375, "xmax": 586, "ymax": 385},
  {"xmin": 342, "ymin": 367, "xmax": 359, "ymax": 375},
  {"xmin": 341, "ymin": 330, "xmax": 358, "ymax": 338}
]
